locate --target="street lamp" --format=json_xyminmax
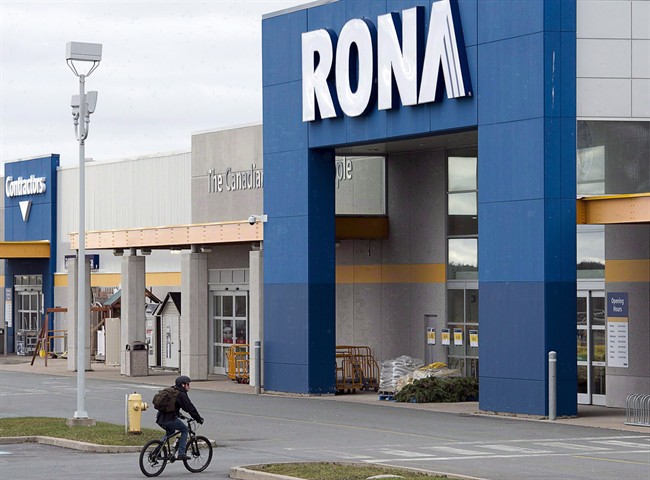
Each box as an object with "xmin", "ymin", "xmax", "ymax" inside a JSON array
[{"xmin": 66, "ymin": 41, "xmax": 101, "ymax": 424}]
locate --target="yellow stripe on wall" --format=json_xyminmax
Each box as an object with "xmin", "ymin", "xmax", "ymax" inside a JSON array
[
  {"xmin": 336, "ymin": 264, "xmax": 446, "ymax": 284},
  {"xmin": 54, "ymin": 272, "xmax": 182, "ymax": 288},
  {"xmin": 606, "ymin": 259, "xmax": 650, "ymax": 283}
]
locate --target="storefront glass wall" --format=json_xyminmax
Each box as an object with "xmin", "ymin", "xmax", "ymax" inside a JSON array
[{"xmin": 447, "ymin": 149, "xmax": 478, "ymax": 377}]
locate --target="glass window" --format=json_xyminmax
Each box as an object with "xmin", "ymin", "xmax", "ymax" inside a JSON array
[
  {"xmin": 335, "ymin": 156, "xmax": 386, "ymax": 215},
  {"xmin": 223, "ymin": 296, "xmax": 233, "ymax": 317},
  {"xmin": 448, "ymin": 238, "xmax": 478, "ymax": 280},
  {"xmin": 447, "ymin": 290, "xmax": 464, "ymax": 323},
  {"xmin": 235, "ymin": 296, "xmax": 247, "ymax": 317},
  {"xmin": 577, "ymin": 297, "xmax": 587, "ymax": 325},
  {"xmin": 466, "ymin": 290, "xmax": 479, "ymax": 323},
  {"xmin": 577, "ymin": 145, "xmax": 605, "ymax": 195},
  {"xmin": 448, "ymin": 192, "xmax": 477, "ymax": 236},
  {"xmin": 577, "ymin": 225, "xmax": 604, "ymax": 279},
  {"xmin": 448, "ymin": 156, "xmax": 477, "ymax": 191},
  {"xmin": 577, "ymin": 330, "xmax": 588, "ymax": 362},
  {"xmin": 591, "ymin": 295, "xmax": 605, "ymax": 327},
  {"xmin": 577, "ymin": 121, "xmax": 649, "ymax": 195},
  {"xmin": 213, "ymin": 296, "xmax": 221, "ymax": 316}
]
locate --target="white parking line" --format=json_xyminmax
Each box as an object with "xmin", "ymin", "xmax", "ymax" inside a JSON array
[
  {"xmin": 536, "ymin": 442, "xmax": 611, "ymax": 451},
  {"xmin": 480, "ymin": 444, "xmax": 552, "ymax": 454}
]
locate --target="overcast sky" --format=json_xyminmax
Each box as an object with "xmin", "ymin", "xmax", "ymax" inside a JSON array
[{"xmin": 0, "ymin": 0, "xmax": 307, "ymax": 173}]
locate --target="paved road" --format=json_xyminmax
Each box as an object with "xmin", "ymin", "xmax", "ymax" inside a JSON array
[{"xmin": 0, "ymin": 371, "xmax": 648, "ymax": 479}]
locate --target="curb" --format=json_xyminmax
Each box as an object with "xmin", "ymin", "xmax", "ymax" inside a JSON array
[
  {"xmin": 229, "ymin": 464, "xmax": 490, "ymax": 480},
  {"xmin": 230, "ymin": 466, "xmax": 303, "ymax": 480},
  {"xmin": 0, "ymin": 436, "xmax": 217, "ymax": 453},
  {"xmin": 0, "ymin": 436, "xmax": 142, "ymax": 453}
]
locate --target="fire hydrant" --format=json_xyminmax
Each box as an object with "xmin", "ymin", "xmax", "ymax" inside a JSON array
[{"xmin": 127, "ymin": 392, "xmax": 148, "ymax": 434}]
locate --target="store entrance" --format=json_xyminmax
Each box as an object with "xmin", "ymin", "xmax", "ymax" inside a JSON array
[
  {"xmin": 14, "ymin": 275, "xmax": 43, "ymax": 356},
  {"xmin": 577, "ymin": 288, "xmax": 606, "ymax": 405},
  {"xmin": 209, "ymin": 291, "xmax": 248, "ymax": 375}
]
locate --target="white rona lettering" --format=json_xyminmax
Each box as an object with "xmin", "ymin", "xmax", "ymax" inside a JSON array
[
  {"xmin": 302, "ymin": 0, "xmax": 471, "ymax": 122},
  {"xmin": 335, "ymin": 18, "xmax": 376, "ymax": 117},
  {"xmin": 378, "ymin": 8, "xmax": 420, "ymax": 110},
  {"xmin": 208, "ymin": 165, "xmax": 264, "ymax": 193},
  {"xmin": 5, "ymin": 175, "xmax": 47, "ymax": 198}
]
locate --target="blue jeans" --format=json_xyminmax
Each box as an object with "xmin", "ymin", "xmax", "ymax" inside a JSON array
[{"xmin": 160, "ymin": 418, "xmax": 188, "ymax": 456}]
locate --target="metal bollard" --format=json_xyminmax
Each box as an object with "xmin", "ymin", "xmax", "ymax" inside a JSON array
[
  {"xmin": 548, "ymin": 351, "xmax": 557, "ymax": 421},
  {"xmin": 254, "ymin": 340, "xmax": 261, "ymax": 395}
]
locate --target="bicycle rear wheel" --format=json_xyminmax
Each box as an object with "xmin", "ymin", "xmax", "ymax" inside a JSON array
[
  {"xmin": 183, "ymin": 435, "xmax": 213, "ymax": 473},
  {"xmin": 139, "ymin": 440, "xmax": 168, "ymax": 477}
]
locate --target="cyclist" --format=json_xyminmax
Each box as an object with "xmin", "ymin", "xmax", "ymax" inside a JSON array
[{"xmin": 156, "ymin": 375, "xmax": 204, "ymax": 460}]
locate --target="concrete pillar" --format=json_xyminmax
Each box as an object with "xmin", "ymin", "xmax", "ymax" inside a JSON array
[
  {"xmin": 66, "ymin": 256, "xmax": 91, "ymax": 371},
  {"xmin": 605, "ymin": 224, "xmax": 650, "ymax": 407},
  {"xmin": 249, "ymin": 248, "xmax": 264, "ymax": 388},
  {"xmin": 181, "ymin": 251, "xmax": 208, "ymax": 380},
  {"xmin": 120, "ymin": 251, "xmax": 146, "ymax": 375}
]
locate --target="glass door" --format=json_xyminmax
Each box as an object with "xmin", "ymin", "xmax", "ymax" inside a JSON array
[
  {"xmin": 577, "ymin": 290, "xmax": 606, "ymax": 405},
  {"xmin": 15, "ymin": 290, "xmax": 43, "ymax": 356},
  {"xmin": 210, "ymin": 291, "xmax": 248, "ymax": 375}
]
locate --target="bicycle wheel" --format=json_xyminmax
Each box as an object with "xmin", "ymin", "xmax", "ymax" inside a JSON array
[
  {"xmin": 139, "ymin": 440, "xmax": 168, "ymax": 477},
  {"xmin": 183, "ymin": 435, "xmax": 213, "ymax": 473}
]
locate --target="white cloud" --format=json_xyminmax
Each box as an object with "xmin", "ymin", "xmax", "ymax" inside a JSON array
[{"xmin": 0, "ymin": 0, "xmax": 306, "ymax": 171}]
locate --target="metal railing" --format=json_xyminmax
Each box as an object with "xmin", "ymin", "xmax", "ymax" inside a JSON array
[{"xmin": 625, "ymin": 393, "xmax": 650, "ymax": 427}]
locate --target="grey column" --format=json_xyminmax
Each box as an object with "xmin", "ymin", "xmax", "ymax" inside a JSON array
[
  {"xmin": 120, "ymin": 252, "xmax": 146, "ymax": 375},
  {"xmin": 181, "ymin": 251, "xmax": 208, "ymax": 380},
  {"xmin": 249, "ymin": 248, "xmax": 264, "ymax": 388},
  {"xmin": 605, "ymin": 224, "xmax": 650, "ymax": 407},
  {"xmin": 66, "ymin": 256, "xmax": 91, "ymax": 371}
]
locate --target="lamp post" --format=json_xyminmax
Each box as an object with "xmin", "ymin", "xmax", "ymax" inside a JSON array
[{"xmin": 66, "ymin": 41, "xmax": 102, "ymax": 423}]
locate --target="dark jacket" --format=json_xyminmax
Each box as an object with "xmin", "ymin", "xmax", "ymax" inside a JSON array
[{"xmin": 156, "ymin": 385, "xmax": 202, "ymax": 425}]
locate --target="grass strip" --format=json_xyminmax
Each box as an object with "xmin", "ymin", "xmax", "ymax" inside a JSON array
[
  {"xmin": 250, "ymin": 462, "xmax": 457, "ymax": 479},
  {"xmin": 0, "ymin": 417, "xmax": 160, "ymax": 446}
]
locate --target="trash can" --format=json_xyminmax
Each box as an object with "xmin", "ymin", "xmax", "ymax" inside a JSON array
[{"xmin": 125, "ymin": 341, "xmax": 149, "ymax": 377}]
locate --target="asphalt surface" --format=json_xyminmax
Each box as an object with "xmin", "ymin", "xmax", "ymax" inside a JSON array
[{"xmin": 0, "ymin": 356, "xmax": 648, "ymax": 480}]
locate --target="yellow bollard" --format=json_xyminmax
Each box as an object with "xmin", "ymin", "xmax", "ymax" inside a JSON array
[{"xmin": 127, "ymin": 392, "xmax": 148, "ymax": 434}]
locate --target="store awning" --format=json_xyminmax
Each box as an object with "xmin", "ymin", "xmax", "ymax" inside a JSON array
[
  {"xmin": 577, "ymin": 193, "xmax": 650, "ymax": 225},
  {"xmin": 0, "ymin": 241, "xmax": 50, "ymax": 259}
]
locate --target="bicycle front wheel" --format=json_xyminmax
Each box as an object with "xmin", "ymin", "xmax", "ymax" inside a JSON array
[
  {"xmin": 139, "ymin": 440, "xmax": 168, "ymax": 477},
  {"xmin": 183, "ymin": 435, "xmax": 213, "ymax": 473}
]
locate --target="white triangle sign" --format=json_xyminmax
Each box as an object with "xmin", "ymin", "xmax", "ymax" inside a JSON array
[{"xmin": 19, "ymin": 200, "xmax": 32, "ymax": 222}]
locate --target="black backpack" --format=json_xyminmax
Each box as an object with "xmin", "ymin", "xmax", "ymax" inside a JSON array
[{"xmin": 152, "ymin": 387, "xmax": 179, "ymax": 413}]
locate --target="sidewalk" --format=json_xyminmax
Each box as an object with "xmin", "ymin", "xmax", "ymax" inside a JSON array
[{"xmin": 1, "ymin": 354, "xmax": 647, "ymax": 434}]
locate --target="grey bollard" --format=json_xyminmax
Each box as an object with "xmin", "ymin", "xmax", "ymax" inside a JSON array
[
  {"xmin": 549, "ymin": 351, "xmax": 557, "ymax": 421},
  {"xmin": 254, "ymin": 340, "xmax": 261, "ymax": 395}
]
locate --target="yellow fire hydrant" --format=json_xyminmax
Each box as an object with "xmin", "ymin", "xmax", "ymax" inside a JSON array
[{"xmin": 127, "ymin": 392, "xmax": 148, "ymax": 434}]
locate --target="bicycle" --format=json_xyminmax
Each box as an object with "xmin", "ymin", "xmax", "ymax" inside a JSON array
[{"xmin": 139, "ymin": 414, "xmax": 213, "ymax": 477}]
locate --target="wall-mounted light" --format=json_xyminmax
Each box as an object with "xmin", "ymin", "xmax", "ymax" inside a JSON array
[
  {"xmin": 113, "ymin": 248, "xmax": 124, "ymax": 256},
  {"xmin": 200, "ymin": 246, "xmax": 212, "ymax": 254},
  {"xmin": 141, "ymin": 248, "xmax": 151, "ymax": 256}
]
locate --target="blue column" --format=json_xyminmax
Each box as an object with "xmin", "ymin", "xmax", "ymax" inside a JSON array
[
  {"xmin": 262, "ymin": 9, "xmax": 336, "ymax": 394},
  {"xmin": 477, "ymin": 0, "xmax": 577, "ymax": 416}
]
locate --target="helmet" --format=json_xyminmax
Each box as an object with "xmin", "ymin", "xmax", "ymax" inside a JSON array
[{"xmin": 175, "ymin": 375, "xmax": 192, "ymax": 387}]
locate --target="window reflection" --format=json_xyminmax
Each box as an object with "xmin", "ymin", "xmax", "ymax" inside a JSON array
[
  {"xmin": 577, "ymin": 225, "xmax": 604, "ymax": 279},
  {"xmin": 448, "ymin": 238, "xmax": 477, "ymax": 280},
  {"xmin": 577, "ymin": 121, "xmax": 650, "ymax": 195},
  {"xmin": 448, "ymin": 156, "xmax": 477, "ymax": 191}
]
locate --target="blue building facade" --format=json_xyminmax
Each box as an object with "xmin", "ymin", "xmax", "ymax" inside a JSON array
[
  {"xmin": 262, "ymin": 0, "xmax": 577, "ymax": 415},
  {"xmin": 3, "ymin": 155, "xmax": 59, "ymax": 353}
]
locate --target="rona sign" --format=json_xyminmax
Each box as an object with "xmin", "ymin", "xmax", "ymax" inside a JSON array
[{"xmin": 302, "ymin": 0, "xmax": 471, "ymax": 122}]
